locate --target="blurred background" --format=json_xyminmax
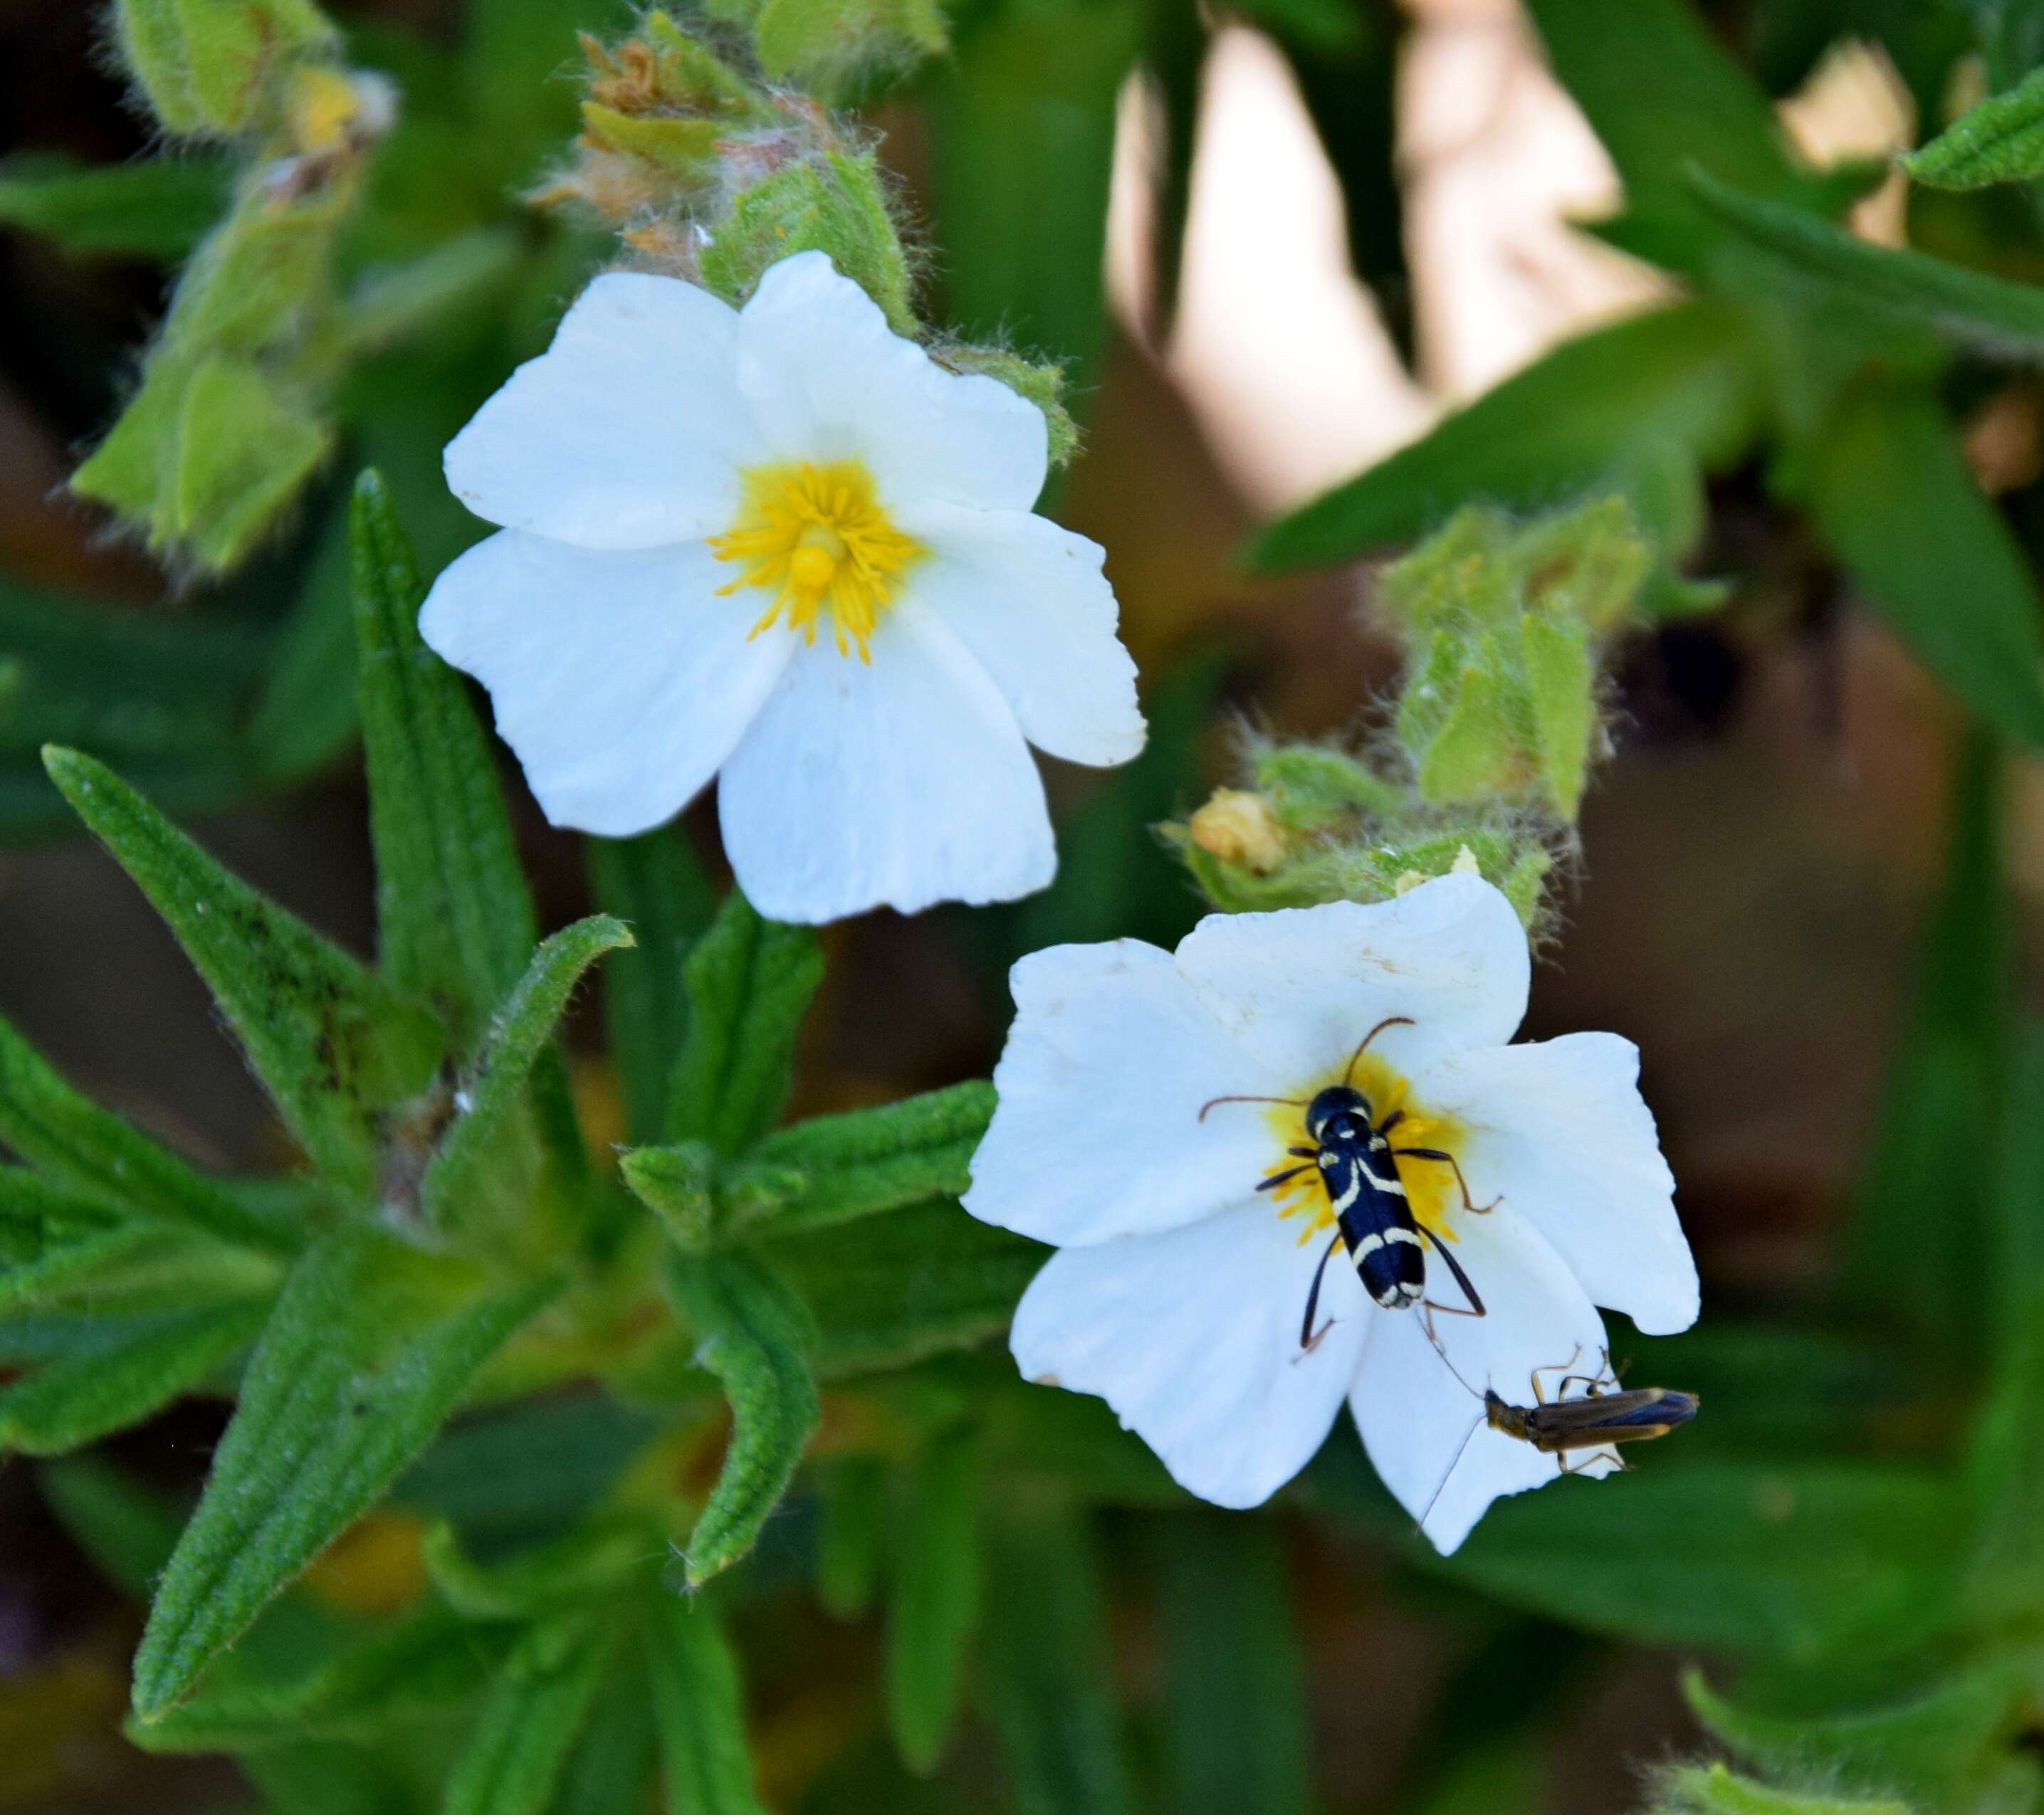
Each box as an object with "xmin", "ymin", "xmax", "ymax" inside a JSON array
[{"xmin": 0, "ymin": 0, "xmax": 2027, "ymax": 1809}]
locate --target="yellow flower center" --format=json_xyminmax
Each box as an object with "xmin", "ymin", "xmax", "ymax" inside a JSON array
[
  {"xmin": 1263, "ymin": 1053, "xmax": 1471, "ymax": 1247},
  {"xmin": 708, "ymin": 459, "xmax": 924, "ymax": 663}
]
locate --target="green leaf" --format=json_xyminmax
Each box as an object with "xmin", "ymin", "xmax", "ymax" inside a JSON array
[
  {"xmin": 621, "ymin": 1141, "xmax": 720, "ymax": 1253},
  {"xmin": 0, "ymin": 151, "xmax": 232, "ymax": 259},
  {"xmin": 1652, "ymin": 1763, "xmax": 1911, "ymax": 1815},
  {"xmin": 43, "ymin": 747, "xmax": 444, "ymax": 1198},
  {"xmin": 1812, "ymin": 375, "xmax": 2044, "ymax": 742},
  {"xmin": 718, "ymin": 1082, "xmax": 995, "ymax": 1243},
  {"xmin": 544, "ymin": 1629, "xmax": 659, "ymax": 1815},
  {"xmin": 588, "ymin": 827, "xmax": 716, "ymax": 1145},
  {"xmin": 1992, "ymin": 1023, "xmax": 2044, "ymax": 1363},
  {"xmin": 446, "ymin": 1611, "xmax": 619, "ymax": 1815},
  {"xmin": 419, "ymin": 915, "xmax": 633, "ymax": 1232},
  {"xmin": 924, "ymin": 0, "xmax": 1137, "ymax": 393},
  {"xmin": 1905, "ymin": 63, "xmax": 2044, "ymax": 189},
  {"xmin": 1685, "ymin": 1658, "xmax": 2034, "ymax": 1809},
  {"xmin": 130, "ymin": 1601, "xmax": 513, "ymax": 1751},
  {"xmin": 646, "ymin": 1588, "xmax": 768, "ymax": 1815},
  {"xmin": 37, "ymin": 1453, "xmax": 184, "ymax": 1596},
  {"xmin": 1417, "ymin": 1460, "xmax": 1958, "ymax": 1658},
  {"xmin": 1249, "ymin": 302, "xmax": 1768, "ymax": 573},
  {"xmin": 132, "ymin": 1226, "xmax": 557, "ymax": 1717},
  {"xmin": 980, "ymin": 1497, "xmax": 1133, "ymax": 1815},
  {"xmin": 1833, "ymin": 730, "xmax": 2008, "ymax": 1365},
  {"xmin": 0, "ymin": 1177, "xmax": 154, "ymax": 1311},
  {"xmin": 351, "ymin": 470, "xmax": 537, "ymax": 1042},
  {"xmin": 0, "ymin": 1014, "xmax": 285, "ymax": 1251},
  {"xmin": 664, "ymin": 891, "xmax": 822, "ymax": 1156},
  {"xmin": 0, "ymin": 1296, "xmax": 268, "ymax": 1456},
  {"xmin": 1155, "ymin": 1511, "xmax": 1312, "ymax": 1815},
  {"xmin": 764, "ymin": 1199, "xmax": 1045, "ymax": 1379},
  {"xmin": 1689, "ymin": 168, "xmax": 2044, "ymax": 362},
  {"xmin": 421, "ymin": 1516, "xmax": 659, "ymax": 1621},
  {"xmin": 662, "ymin": 1250, "xmax": 819, "ymax": 1586},
  {"xmin": 816, "ymin": 1458, "xmax": 888, "ymax": 1621},
  {"xmin": 886, "ymin": 1428, "xmax": 982, "ymax": 1774}
]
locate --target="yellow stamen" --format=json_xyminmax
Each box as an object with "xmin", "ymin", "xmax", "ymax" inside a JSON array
[
  {"xmin": 1262, "ymin": 1053, "xmax": 1471, "ymax": 1246},
  {"xmin": 707, "ymin": 459, "xmax": 924, "ymax": 663}
]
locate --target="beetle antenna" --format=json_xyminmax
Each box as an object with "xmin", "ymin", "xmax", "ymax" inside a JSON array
[
  {"xmin": 1417, "ymin": 1319, "xmax": 1483, "ymax": 1401},
  {"xmin": 1343, "ymin": 1016, "xmax": 1415, "ymax": 1086},
  {"xmin": 1197, "ymin": 1094, "xmax": 1307, "ymax": 1122}
]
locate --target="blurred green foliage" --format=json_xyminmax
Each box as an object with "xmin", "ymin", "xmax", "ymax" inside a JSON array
[{"xmin": 8, "ymin": 0, "xmax": 2044, "ymax": 1811}]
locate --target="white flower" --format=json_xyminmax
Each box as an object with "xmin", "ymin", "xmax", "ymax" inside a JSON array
[
  {"xmin": 962, "ymin": 873, "xmax": 1699, "ymax": 1554},
  {"xmin": 419, "ymin": 251, "xmax": 1145, "ymax": 925}
]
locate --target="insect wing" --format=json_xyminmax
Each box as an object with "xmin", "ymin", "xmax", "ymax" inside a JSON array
[{"xmin": 1529, "ymin": 1387, "xmax": 1699, "ymax": 1451}]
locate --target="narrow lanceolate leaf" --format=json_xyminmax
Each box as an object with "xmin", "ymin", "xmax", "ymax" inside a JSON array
[
  {"xmin": 0, "ymin": 151, "xmax": 229, "ymax": 259},
  {"xmin": 0, "ymin": 1016, "xmax": 285, "ymax": 1251},
  {"xmin": 0, "ymin": 1296, "xmax": 268, "ymax": 1457},
  {"xmin": 721, "ymin": 1082, "xmax": 997, "ymax": 1242},
  {"xmin": 129, "ymin": 1603, "xmax": 513, "ymax": 1752},
  {"xmin": 0, "ymin": 1172, "xmax": 156, "ymax": 1310},
  {"xmin": 1904, "ymin": 65, "xmax": 2044, "ymax": 190},
  {"xmin": 664, "ymin": 891, "xmax": 822, "ymax": 1156},
  {"xmin": 1806, "ymin": 384, "xmax": 2044, "ymax": 749},
  {"xmin": 421, "ymin": 1517, "xmax": 659, "ymax": 1621},
  {"xmin": 132, "ymin": 1227, "xmax": 558, "ymax": 1718},
  {"xmin": 1689, "ymin": 169, "xmax": 2044, "ymax": 363},
  {"xmin": 886, "ymin": 1430, "xmax": 983, "ymax": 1775},
  {"xmin": 421, "ymin": 916, "xmax": 634, "ymax": 1230},
  {"xmin": 42, "ymin": 748, "xmax": 444, "ymax": 1199},
  {"xmin": 765, "ymin": 1201, "xmax": 1046, "ymax": 1378},
  {"xmin": 1156, "ymin": 1512, "xmax": 1313, "ymax": 1815},
  {"xmin": 588, "ymin": 827, "xmax": 717, "ymax": 1144},
  {"xmin": 352, "ymin": 472, "xmax": 537, "ymax": 1042},
  {"xmin": 663, "ymin": 1251, "xmax": 819, "ymax": 1585},
  {"xmin": 1247, "ymin": 301, "xmax": 1767, "ymax": 573},
  {"xmin": 446, "ymin": 1612, "xmax": 619, "ymax": 1815},
  {"xmin": 817, "ymin": 1458, "xmax": 888, "ymax": 1621},
  {"xmin": 646, "ymin": 1590, "xmax": 769, "ymax": 1815},
  {"xmin": 981, "ymin": 1498, "xmax": 1134, "ymax": 1815}
]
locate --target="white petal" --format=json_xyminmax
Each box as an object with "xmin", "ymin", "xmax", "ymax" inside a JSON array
[
  {"xmin": 1173, "ymin": 875, "xmax": 1531, "ymax": 1083},
  {"xmin": 1411, "ymin": 1033, "xmax": 1698, "ymax": 1335},
  {"xmin": 444, "ymin": 273, "xmax": 762, "ymax": 549},
  {"xmin": 736, "ymin": 252, "xmax": 1047, "ymax": 513},
  {"xmin": 717, "ymin": 600, "xmax": 1054, "ymax": 922},
  {"xmin": 419, "ymin": 530, "xmax": 792, "ymax": 837},
  {"xmin": 965, "ymin": 942, "xmax": 1279, "ymax": 1246},
  {"xmin": 895, "ymin": 501, "xmax": 1144, "ymax": 768},
  {"xmin": 1350, "ymin": 1208, "xmax": 1615, "ymax": 1555},
  {"xmin": 1010, "ymin": 1202, "xmax": 1370, "ymax": 1509}
]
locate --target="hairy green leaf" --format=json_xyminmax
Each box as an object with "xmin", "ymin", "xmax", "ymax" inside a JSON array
[
  {"xmin": 646, "ymin": 1589, "xmax": 768, "ymax": 1815},
  {"xmin": 0, "ymin": 1014, "xmax": 285, "ymax": 1251},
  {"xmin": 765, "ymin": 1200, "xmax": 1045, "ymax": 1378},
  {"xmin": 1806, "ymin": 384, "xmax": 2044, "ymax": 747},
  {"xmin": 1685, "ymin": 1659, "xmax": 2033, "ymax": 1809},
  {"xmin": 43, "ymin": 747, "xmax": 444, "ymax": 1197},
  {"xmin": 664, "ymin": 891, "xmax": 822, "ymax": 1156},
  {"xmin": 1156, "ymin": 1512, "xmax": 1312, "ymax": 1815},
  {"xmin": 1249, "ymin": 301, "xmax": 1767, "ymax": 573},
  {"xmin": 1904, "ymin": 63, "xmax": 2044, "ymax": 189},
  {"xmin": 422, "ymin": 1516, "xmax": 660, "ymax": 1621},
  {"xmin": 351, "ymin": 470, "xmax": 537, "ymax": 1042},
  {"xmin": 620, "ymin": 1141, "xmax": 719, "ymax": 1253},
  {"xmin": 132, "ymin": 1227, "xmax": 557, "ymax": 1717},
  {"xmin": 0, "ymin": 150, "xmax": 231, "ymax": 259},
  {"xmin": 420, "ymin": 915, "xmax": 632, "ymax": 1231},
  {"xmin": 722, "ymin": 1082, "xmax": 995, "ymax": 1243},
  {"xmin": 446, "ymin": 1611, "xmax": 619, "ymax": 1815},
  {"xmin": 1652, "ymin": 1763, "xmax": 1910, "ymax": 1815},
  {"xmin": 0, "ymin": 1176, "xmax": 155, "ymax": 1310},
  {"xmin": 981, "ymin": 1498, "xmax": 1133, "ymax": 1815},
  {"xmin": 588, "ymin": 827, "xmax": 717, "ymax": 1145},
  {"xmin": 0, "ymin": 1296, "xmax": 268, "ymax": 1456},
  {"xmin": 1691, "ymin": 169, "xmax": 2044, "ymax": 362},
  {"xmin": 131, "ymin": 1601, "xmax": 513, "ymax": 1752},
  {"xmin": 663, "ymin": 1250, "xmax": 819, "ymax": 1585},
  {"xmin": 886, "ymin": 1429, "xmax": 982, "ymax": 1775}
]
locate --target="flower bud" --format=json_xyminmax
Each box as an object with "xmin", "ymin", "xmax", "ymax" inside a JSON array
[
  {"xmin": 1188, "ymin": 789, "xmax": 1286, "ymax": 875},
  {"xmin": 112, "ymin": 0, "xmax": 339, "ymax": 140}
]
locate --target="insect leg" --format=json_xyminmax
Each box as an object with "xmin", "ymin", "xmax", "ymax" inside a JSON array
[
  {"xmin": 1296, "ymin": 1231, "xmax": 1346, "ymax": 1355},
  {"xmin": 1529, "ymin": 1346, "xmax": 1588, "ymax": 1407},
  {"xmin": 1256, "ymin": 1164, "xmax": 1315, "ymax": 1193},
  {"xmin": 1393, "ymin": 1148, "xmax": 1501, "ymax": 1214},
  {"xmin": 1288, "ymin": 1145, "xmax": 1317, "ymax": 1159},
  {"xmin": 1417, "ymin": 1224, "xmax": 1486, "ymax": 1319}
]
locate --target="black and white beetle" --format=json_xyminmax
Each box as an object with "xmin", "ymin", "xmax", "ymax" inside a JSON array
[{"xmin": 1200, "ymin": 1016, "xmax": 1497, "ymax": 1350}]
